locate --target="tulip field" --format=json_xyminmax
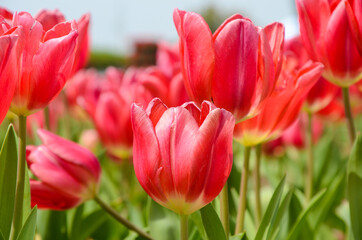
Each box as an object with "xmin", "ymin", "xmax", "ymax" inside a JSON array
[{"xmin": 0, "ymin": 1, "xmax": 362, "ymax": 240}]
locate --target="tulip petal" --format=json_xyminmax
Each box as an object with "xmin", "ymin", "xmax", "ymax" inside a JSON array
[
  {"xmin": 37, "ymin": 129, "xmax": 101, "ymax": 182},
  {"xmin": 27, "ymin": 29, "xmax": 77, "ymax": 111},
  {"xmin": 30, "ymin": 180, "xmax": 81, "ymax": 210},
  {"xmin": 213, "ymin": 18, "xmax": 259, "ymax": 120},
  {"xmin": 173, "ymin": 8, "xmax": 214, "ymax": 105},
  {"xmin": 146, "ymin": 98, "xmax": 168, "ymax": 127},
  {"xmin": 131, "ymin": 103, "xmax": 167, "ymax": 202},
  {"xmin": 35, "ymin": 9, "xmax": 66, "ymax": 32},
  {"xmin": 187, "ymin": 108, "xmax": 235, "ymax": 204}
]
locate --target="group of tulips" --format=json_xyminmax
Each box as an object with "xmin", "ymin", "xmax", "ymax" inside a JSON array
[{"xmin": 0, "ymin": 0, "xmax": 361, "ymax": 239}]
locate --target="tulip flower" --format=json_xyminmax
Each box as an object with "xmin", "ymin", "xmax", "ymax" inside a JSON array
[
  {"xmin": 284, "ymin": 36, "xmax": 339, "ymax": 112},
  {"xmin": 173, "ymin": 9, "xmax": 284, "ymax": 121},
  {"xmin": 234, "ymin": 59, "xmax": 323, "ymax": 146},
  {"xmin": 0, "ymin": 16, "xmax": 20, "ymax": 125},
  {"xmin": 131, "ymin": 98, "xmax": 235, "ymax": 215},
  {"xmin": 8, "ymin": 11, "xmax": 78, "ymax": 116},
  {"xmin": 35, "ymin": 9, "xmax": 91, "ymax": 74},
  {"xmin": 26, "ymin": 129, "xmax": 101, "ymax": 210},
  {"xmin": 296, "ymin": 0, "xmax": 362, "ymax": 87}
]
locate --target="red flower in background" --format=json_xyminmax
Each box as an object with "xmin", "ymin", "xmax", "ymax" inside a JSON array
[
  {"xmin": 27, "ymin": 129, "xmax": 101, "ymax": 210},
  {"xmin": 131, "ymin": 98, "xmax": 235, "ymax": 214},
  {"xmin": 296, "ymin": 0, "xmax": 362, "ymax": 86},
  {"xmin": 173, "ymin": 9, "xmax": 284, "ymax": 121}
]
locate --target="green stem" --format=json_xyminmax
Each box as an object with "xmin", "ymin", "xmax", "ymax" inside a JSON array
[
  {"xmin": 180, "ymin": 214, "xmax": 188, "ymax": 240},
  {"xmin": 10, "ymin": 115, "xmax": 27, "ymax": 240},
  {"xmin": 254, "ymin": 144, "xmax": 262, "ymax": 227},
  {"xmin": 44, "ymin": 106, "xmax": 50, "ymax": 130},
  {"xmin": 235, "ymin": 146, "xmax": 251, "ymax": 234},
  {"xmin": 219, "ymin": 182, "xmax": 229, "ymax": 238},
  {"xmin": 94, "ymin": 196, "xmax": 153, "ymax": 240},
  {"xmin": 305, "ymin": 112, "xmax": 314, "ymax": 202},
  {"xmin": 342, "ymin": 87, "xmax": 356, "ymax": 142}
]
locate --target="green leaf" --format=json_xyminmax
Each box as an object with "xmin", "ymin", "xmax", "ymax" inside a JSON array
[
  {"xmin": 39, "ymin": 210, "xmax": 68, "ymax": 240},
  {"xmin": 16, "ymin": 206, "xmax": 37, "ymax": 240},
  {"xmin": 148, "ymin": 199, "xmax": 178, "ymax": 240},
  {"xmin": 286, "ymin": 189, "xmax": 326, "ymax": 240},
  {"xmin": 267, "ymin": 188, "xmax": 294, "ymax": 240},
  {"xmin": 347, "ymin": 134, "xmax": 362, "ymax": 240},
  {"xmin": 0, "ymin": 125, "xmax": 18, "ymax": 239},
  {"xmin": 230, "ymin": 232, "xmax": 248, "ymax": 240},
  {"xmin": 0, "ymin": 230, "xmax": 5, "ymax": 240},
  {"xmin": 254, "ymin": 176, "xmax": 286, "ymax": 240},
  {"xmin": 200, "ymin": 203, "xmax": 227, "ymax": 240},
  {"xmin": 68, "ymin": 204, "xmax": 84, "ymax": 240},
  {"xmin": 78, "ymin": 209, "xmax": 108, "ymax": 240},
  {"xmin": 22, "ymin": 164, "xmax": 31, "ymax": 225}
]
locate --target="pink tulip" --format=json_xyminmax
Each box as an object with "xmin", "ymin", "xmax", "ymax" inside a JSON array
[
  {"xmin": 7, "ymin": 11, "xmax": 78, "ymax": 116},
  {"xmin": 173, "ymin": 9, "xmax": 284, "ymax": 121},
  {"xmin": 131, "ymin": 98, "xmax": 235, "ymax": 214},
  {"xmin": 296, "ymin": 0, "xmax": 362, "ymax": 86},
  {"xmin": 27, "ymin": 129, "xmax": 101, "ymax": 210},
  {"xmin": 0, "ymin": 15, "xmax": 21, "ymax": 124},
  {"xmin": 234, "ymin": 56, "xmax": 323, "ymax": 146}
]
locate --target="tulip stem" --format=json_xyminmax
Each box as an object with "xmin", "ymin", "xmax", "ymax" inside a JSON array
[
  {"xmin": 10, "ymin": 115, "xmax": 28, "ymax": 240},
  {"xmin": 305, "ymin": 112, "xmax": 314, "ymax": 202},
  {"xmin": 94, "ymin": 196, "xmax": 153, "ymax": 240},
  {"xmin": 44, "ymin": 106, "xmax": 50, "ymax": 130},
  {"xmin": 180, "ymin": 214, "xmax": 188, "ymax": 240},
  {"xmin": 254, "ymin": 144, "xmax": 262, "ymax": 227},
  {"xmin": 235, "ymin": 146, "xmax": 251, "ymax": 234},
  {"xmin": 342, "ymin": 87, "xmax": 356, "ymax": 142},
  {"xmin": 219, "ymin": 182, "xmax": 229, "ymax": 238}
]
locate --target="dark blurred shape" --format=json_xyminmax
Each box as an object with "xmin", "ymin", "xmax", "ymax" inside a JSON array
[
  {"xmin": 200, "ymin": 5, "xmax": 226, "ymax": 32},
  {"xmin": 131, "ymin": 41, "xmax": 158, "ymax": 66}
]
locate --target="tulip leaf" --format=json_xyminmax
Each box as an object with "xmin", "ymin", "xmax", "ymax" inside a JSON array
[
  {"xmin": 286, "ymin": 189, "xmax": 326, "ymax": 240},
  {"xmin": 0, "ymin": 230, "xmax": 5, "ymax": 240},
  {"xmin": 347, "ymin": 134, "xmax": 362, "ymax": 240},
  {"xmin": 68, "ymin": 204, "xmax": 84, "ymax": 240},
  {"xmin": 0, "ymin": 125, "xmax": 18, "ymax": 239},
  {"xmin": 37, "ymin": 210, "xmax": 68, "ymax": 240},
  {"xmin": 254, "ymin": 176, "xmax": 285, "ymax": 240},
  {"xmin": 22, "ymin": 164, "xmax": 31, "ymax": 225},
  {"xmin": 16, "ymin": 206, "xmax": 37, "ymax": 240},
  {"xmin": 230, "ymin": 232, "xmax": 247, "ymax": 240},
  {"xmin": 200, "ymin": 203, "xmax": 227, "ymax": 240},
  {"xmin": 148, "ymin": 199, "xmax": 178, "ymax": 240},
  {"xmin": 78, "ymin": 209, "xmax": 108, "ymax": 240},
  {"xmin": 267, "ymin": 188, "xmax": 294, "ymax": 240}
]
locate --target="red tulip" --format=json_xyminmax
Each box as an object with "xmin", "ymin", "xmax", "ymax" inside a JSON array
[
  {"xmin": 131, "ymin": 98, "xmax": 235, "ymax": 214},
  {"xmin": 234, "ymin": 56, "xmax": 323, "ymax": 146},
  {"xmin": 27, "ymin": 129, "xmax": 101, "ymax": 210},
  {"xmin": 173, "ymin": 9, "xmax": 284, "ymax": 121},
  {"xmin": 35, "ymin": 9, "xmax": 90, "ymax": 74},
  {"xmin": 0, "ymin": 15, "xmax": 21, "ymax": 124},
  {"xmin": 284, "ymin": 36, "xmax": 340, "ymax": 112},
  {"xmin": 8, "ymin": 11, "xmax": 78, "ymax": 116},
  {"xmin": 296, "ymin": 0, "xmax": 362, "ymax": 86}
]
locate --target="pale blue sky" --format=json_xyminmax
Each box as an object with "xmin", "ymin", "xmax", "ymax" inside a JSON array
[{"xmin": 1, "ymin": 0, "xmax": 298, "ymax": 54}]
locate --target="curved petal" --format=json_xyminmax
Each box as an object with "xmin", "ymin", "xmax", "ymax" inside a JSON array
[
  {"xmin": 0, "ymin": 34, "xmax": 18, "ymax": 124},
  {"xmin": 35, "ymin": 9, "xmax": 66, "ymax": 32},
  {"xmin": 37, "ymin": 129, "xmax": 101, "ymax": 182},
  {"xmin": 30, "ymin": 180, "xmax": 81, "ymax": 210},
  {"xmin": 146, "ymin": 98, "xmax": 168, "ymax": 127},
  {"xmin": 131, "ymin": 103, "xmax": 166, "ymax": 203},
  {"xmin": 173, "ymin": 8, "xmax": 214, "ymax": 105},
  {"xmin": 27, "ymin": 29, "xmax": 78, "ymax": 111},
  {"xmin": 213, "ymin": 18, "xmax": 259, "ymax": 121},
  {"xmin": 187, "ymin": 108, "xmax": 235, "ymax": 205}
]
